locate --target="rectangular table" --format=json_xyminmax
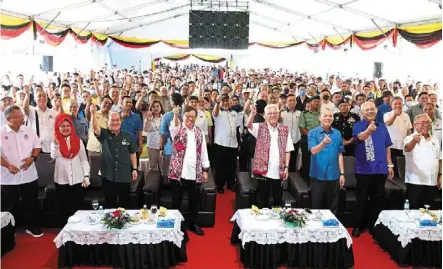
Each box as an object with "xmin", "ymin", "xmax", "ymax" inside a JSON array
[
  {"xmin": 373, "ymin": 210, "xmax": 442, "ymax": 267},
  {"xmin": 230, "ymin": 209, "xmax": 354, "ymax": 269},
  {"xmin": 54, "ymin": 210, "xmax": 187, "ymax": 269},
  {"xmin": 1, "ymin": 212, "xmax": 15, "ymax": 256}
]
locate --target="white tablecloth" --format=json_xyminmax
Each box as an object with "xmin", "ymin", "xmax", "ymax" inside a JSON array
[
  {"xmin": 231, "ymin": 209, "xmax": 352, "ymax": 249},
  {"xmin": 54, "ymin": 210, "xmax": 184, "ymax": 249},
  {"xmin": 374, "ymin": 210, "xmax": 442, "ymax": 248},
  {"xmin": 1, "ymin": 212, "xmax": 15, "ymax": 229}
]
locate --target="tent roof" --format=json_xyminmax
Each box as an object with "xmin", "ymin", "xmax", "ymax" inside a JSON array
[{"xmin": 1, "ymin": 0, "xmax": 441, "ymax": 41}]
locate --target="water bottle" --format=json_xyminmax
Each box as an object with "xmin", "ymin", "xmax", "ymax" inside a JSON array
[
  {"xmin": 99, "ymin": 205, "xmax": 104, "ymax": 217},
  {"xmin": 404, "ymin": 199, "xmax": 410, "ymax": 212}
]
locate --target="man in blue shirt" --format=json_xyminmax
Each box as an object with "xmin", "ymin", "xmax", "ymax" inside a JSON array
[
  {"xmin": 160, "ymin": 93, "xmax": 184, "ymax": 183},
  {"xmin": 121, "ymin": 96, "xmax": 143, "ymax": 155},
  {"xmin": 308, "ymin": 108, "xmax": 345, "ymax": 213},
  {"xmin": 352, "ymin": 101, "xmax": 394, "ymax": 238},
  {"xmin": 375, "ymin": 91, "xmax": 393, "ymax": 123}
]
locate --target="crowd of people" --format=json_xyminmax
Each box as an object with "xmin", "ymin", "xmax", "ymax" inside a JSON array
[{"xmin": 0, "ymin": 63, "xmax": 441, "ymax": 238}]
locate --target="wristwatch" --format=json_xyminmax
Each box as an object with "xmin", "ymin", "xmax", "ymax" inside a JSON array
[
  {"xmin": 340, "ymin": 173, "xmax": 345, "ymax": 176},
  {"xmin": 284, "ymin": 165, "xmax": 289, "ymax": 169},
  {"xmin": 203, "ymin": 167, "xmax": 210, "ymax": 172},
  {"xmin": 387, "ymin": 164, "xmax": 394, "ymax": 168},
  {"xmin": 132, "ymin": 168, "xmax": 138, "ymax": 172}
]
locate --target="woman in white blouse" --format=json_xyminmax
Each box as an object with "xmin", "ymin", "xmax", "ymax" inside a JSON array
[
  {"xmin": 144, "ymin": 100, "xmax": 164, "ymax": 171},
  {"xmin": 51, "ymin": 113, "xmax": 90, "ymax": 224}
]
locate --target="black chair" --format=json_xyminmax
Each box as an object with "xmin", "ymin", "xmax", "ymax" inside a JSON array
[
  {"xmin": 236, "ymin": 158, "xmax": 298, "ymax": 209},
  {"xmin": 338, "ymin": 156, "xmax": 403, "ymax": 227},
  {"xmin": 85, "ymin": 154, "xmax": 144, "ymax": 210},
  {"xmin": 390, "ymin": 156, "xmax": 442, "ymax": 209},
  {"xmin": 144, "ymin": 169, "xmax": 216, "ymax": 227},
  {"xmin": 35, "ymin": 153, "xmax": 58, "ymax": 226}
]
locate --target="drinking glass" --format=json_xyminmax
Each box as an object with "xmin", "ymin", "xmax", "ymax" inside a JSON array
[
  {"xmin": 284, "ymin": 201, "xmax": 291, "ymax": 210},
  {"xmin": 92, "ymin": 199, "xmax": 99, "ymax": 211},
  {"xmin": 424, "ymin": 204, "xmax": 430, "ymax": 212},
  {"xmin": 150, "ymin": 204, "xmax": 158, "ymax": 216}
]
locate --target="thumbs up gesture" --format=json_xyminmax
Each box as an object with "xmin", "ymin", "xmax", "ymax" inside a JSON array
[{"xmin": 322, "ymin": 134, "xmax": 331, "ymax": 145}]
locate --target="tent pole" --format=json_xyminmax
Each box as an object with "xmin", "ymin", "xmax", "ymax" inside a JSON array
[{"xmin": 371, "ymin": 18, "xmax": 388, "ymax": 38}]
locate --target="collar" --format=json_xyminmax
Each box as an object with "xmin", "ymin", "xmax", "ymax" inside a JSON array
[
  {"xmin": 266, "ymin": 122, "xmax": 279, "ymax": 131},
  {"xmin": 6, "ymin": 125, "xmax": 24, "ymax": 133},
  {"xmin": 320, "ymin": 126, "xmax": 333, "ymax": 134},
  {"xmin": 220, "ymin": 108, "xmax": 231, "ymax": 112}
]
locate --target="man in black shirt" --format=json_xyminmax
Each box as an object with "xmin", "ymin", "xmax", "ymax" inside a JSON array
[
  {"xmin": 332, "ymin": 99, "xmax": 360, "ymax": 156},
  {"xmin": 90, "ymin": 105, "xmax": 138, "ymax": 209}
]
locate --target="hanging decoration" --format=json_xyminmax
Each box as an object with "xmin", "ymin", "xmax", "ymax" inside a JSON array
[{"xmin": 0, "ymin": 13, "xmax": 441, "ymax": 50}]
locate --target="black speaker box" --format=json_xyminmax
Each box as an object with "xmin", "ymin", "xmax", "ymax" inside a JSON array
[{"xmin": 373, "ymin": 62, "xmax": 383, "ymax": 78}]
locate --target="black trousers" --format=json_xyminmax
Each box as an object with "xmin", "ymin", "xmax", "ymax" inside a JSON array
[
  {"xmin": 300, "ymin": 136, "xmax": 311, "ymax": 181},
  {"xmin": 55, "ymin": 183, "xmax": 85, "ymax": 224},
  {"xmin": 406, "ymin": 183, "xmax": 437, "ymax": 209},
  {"xmin": 102, "ymin": 178, "xmax": 130, "ymax": 209},
  {"xmin": 355, "ymin": 174, "xmax": 386, "ymax": 229},
  {"xmin": 170, "ymin": 178, "xmax": 201, "ymax": 224},
  {"xmin": 343, "ymin": 144, "xmax": 355, "ymax": 157},
  {"xmin": 310, "ymin": 177, "xmax": 339, "ymax": 214},
  {"xmin": 288, "ymin": 141, "xmax": 300, "ymax": 172},
  {"xmin": 256, "ymin": 176, "xmax": 283, "ymax": 209},
  {"xmin": 390, "ymin": 148, "xmax": 404, "ymax": 177},
  {"xmin": 1, "ymin": 180, "xmax": 38, "ymax": 229},
  {"xmin": 214, "ymin": 144, "xmax": 237, "ymax": 188}
]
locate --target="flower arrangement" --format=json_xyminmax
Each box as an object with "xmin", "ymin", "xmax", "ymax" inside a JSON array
[
  {"xmin": 280, "ymin": 209, "xmax": 307, "ymax": 228},
  {"xmin": 102, "ymin": 208, "xmax": 131, "ymax": 229}
]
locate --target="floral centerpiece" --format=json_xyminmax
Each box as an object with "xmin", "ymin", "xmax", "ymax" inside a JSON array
[
  {"xmin": 102, "ymin": 208, "xmax": 131, "ymax": 229},
  {"xmin": 280, "ymin": 209, "xmax": 307, "ymax": 228}
]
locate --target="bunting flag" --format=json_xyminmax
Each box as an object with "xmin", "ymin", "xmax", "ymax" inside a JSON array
[
  {"xmin": 109, "ymin": 36, "xmax": 160, "ymax": 48},
  {"xmin": 163, "ymin": 54, "xmax": 190, "ymax": 61},
  {"xmin": 321, "ymin": 35, "xmax": 352, "ymax": 50},
  {"xmin": 353, "ymin": 29, "xmax": 395, "ymax": 50},
  {"xmin": 397, "ymin": 23, "xmax": 442, "ymax": 49},
  {"xmin": 35, "ymin": 23, "xmax": 69, "ymax": 46},
  {"xmin": 0, "ymin": 14, "xmax": 32, "ymax": 40},
  {"xmin": 0, "ymin": 13, "xmax": 440, "ymax": 50},
  {"xmin": 192, "ymin": 54, "xmax": 226, "ymax": 63},
  {"xmin": 250, "ymin": 41, "xmax": 305, "ymax": 49}
]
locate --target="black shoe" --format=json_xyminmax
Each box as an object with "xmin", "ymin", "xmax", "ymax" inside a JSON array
[
  {"xmin": 352, "ymin": 228, "xmax": 361, "ymax": 238},
  {"xmin": 189, "ymin": 224, "xmax": 205, "ymax": 236},
  {"xmin": 217, "ymin": 187, "xmax": 224, "ymax": 194},
  {"xmin": 227, "ymin": 185, "xmax": 237, "ymax": 192},
  {"xmin": 26, "ymin": 227, "xmax": 43, "ymax": 238}
]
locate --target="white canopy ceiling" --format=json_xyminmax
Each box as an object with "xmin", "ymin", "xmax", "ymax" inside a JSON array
[{"xmin": 1, "ymin": 0, "xmax": 441, "ymax": 42}]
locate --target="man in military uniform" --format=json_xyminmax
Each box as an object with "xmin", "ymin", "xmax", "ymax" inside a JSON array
[
  {"xmin": 299, "ymin": 96, "xmax": 321, "ymax": 181},
  {"xmin": 332, "ymin": 99, "xmax": 361, "ymax": 156}
]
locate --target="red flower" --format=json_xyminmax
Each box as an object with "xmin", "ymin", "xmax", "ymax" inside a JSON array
[
  {"xmin": 288, "ymin": 209, "xmax": 298, "ymax": 214},
  {"xmin": 175, "ymin": 143, "xmax": 186, "ymax": 152},
  {"xmin": 113, "ymin": 210, "xmax": 121, "ymax": 217},
  {"xmin": 197, "ymin": 146, "xmax": 202, "ymax": 153}
]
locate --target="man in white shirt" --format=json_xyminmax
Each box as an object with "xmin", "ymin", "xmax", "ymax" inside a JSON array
[
  {"xmin": 1, "ymin": 105, "xmax": 43, "ymax": 237},
  {"xmin": 403, "ymin": 113, "xmax": 442, "ymax": 209},
  {"xmin": 319, "ymin": 90, "xmax": 335, "ymax": 111},
  {"xmin": 246, "ymin": 104, "xmax": 294, "ymax": 208},
  {"xmin": 213, "ymin": 94, "xmax": 241, "ymax": 193},
  {"xmin": 280, "ymin": 94, "xmax": 301, "ymax": 172},
  {"xmin": 384, "ymin": 96, "xmax": 412, "ymax": 175},
  {"xmin": 169, "ymin": 106, "xmax": 210, "ymax": 236},
  {"xmin": 351, "ymin": 93, "xmax": 366, "ymax": 119},
  {"xmin": 24, "ymin": 89, "xmax": 57, "ymax": 153}
]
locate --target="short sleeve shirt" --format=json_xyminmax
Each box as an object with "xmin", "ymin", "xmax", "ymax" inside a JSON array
[
  {"xmin": 97, "ymin": 128, "xmax": 137, "ymax": 183},
  {"xmin": 299, "ymin": 110, "xmax": 320, "ymax": 132},
  {"xmin": 352, "ymin": 120, "xmax": 393, "ymax": 175},
  {"xmin": 121, "ymin": 112, "xmax": 143, "ymax": 147},
  {"xmin": 308, "ymin": 126, "xmax": 344, "ymax": 180}
]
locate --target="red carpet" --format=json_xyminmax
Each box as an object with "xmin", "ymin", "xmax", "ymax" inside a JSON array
[{"xmin": 1, "ymin": 190, "xmax": 409, "ymax": 269}]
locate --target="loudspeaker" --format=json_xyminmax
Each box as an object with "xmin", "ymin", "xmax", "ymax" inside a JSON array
[
  {"xmin": 373, "ymin": 62, "xmax": 383, "ymax": 78},
  {"xmin": 41, "ymin": 56, "xmax": 53, "ymax": 72}
]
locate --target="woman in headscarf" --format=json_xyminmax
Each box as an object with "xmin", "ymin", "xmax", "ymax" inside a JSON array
[{"xmin": 51, "ymin": 113, "xmax": 90, "ymax": 224}]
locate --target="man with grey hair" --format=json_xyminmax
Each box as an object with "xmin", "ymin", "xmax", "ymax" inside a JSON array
[
  {"xmin": 403, "ymin": 113, "xmax": 442, "ymax": 209},
  {"xmin": 246, "ymin": 104, "xmax": 294, "ymax": 208},
  {"xmin": 352, "ymin": 101, "xmax": 394, "ymax": 238},
  {"xmin": 309, "ymin": 108, "xmax": 345, "ymax": 213},
  {"xmin": 1, "ymin": 105, "xmax": 43, "ymax": 237},
  {"xmin": 383, "ymin": 96, "xmax": 412, "ymax": 175}
]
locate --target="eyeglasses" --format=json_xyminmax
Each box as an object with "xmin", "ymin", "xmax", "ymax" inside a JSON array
[{"xmin": 416, "ymin": 121, "xmax": 431, "ymax": 126}]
